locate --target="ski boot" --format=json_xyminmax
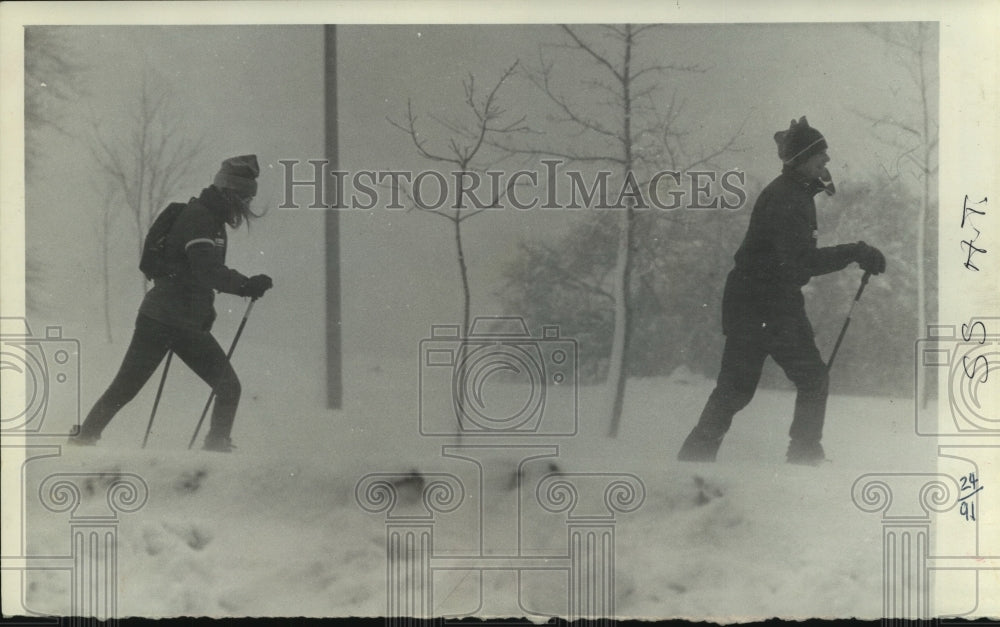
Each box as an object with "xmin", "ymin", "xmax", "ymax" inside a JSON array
[
  {"xmin": 66, "ymin": 425, "xmax": 99, "ymax": 447},
  {"xmin": 202, "ymin": 434, "xmax": 237, "ymax": 453},
  {"xmin": 786, "ymin": 439, "xmax": 826, "ymax": 466},
  {"xmin": 677, "ymin": 425, "xmax": 725, "ymax": 462}
]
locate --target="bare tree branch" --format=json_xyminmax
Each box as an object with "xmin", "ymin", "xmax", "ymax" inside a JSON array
[
  {"xmin": 850, "ymin": 107, "xmax": 923, "ymax": 138},
  {"xmin": 561, "ymin": 25, "xmax": 624, "ymax": 83},
  {"xmin": 87, "ymin": 67, "xmax": 209, "ymax": 295},
  {"xmin": 524, "ymin": 61, "xmax": 620, "ymax": 141},
  {"xmin": 389, "ymin": 61, "xmax": 526, "ymax": 355},
  {"xmin": 387, "ymin": 101, "xmax": 457, "ymax": 165}
]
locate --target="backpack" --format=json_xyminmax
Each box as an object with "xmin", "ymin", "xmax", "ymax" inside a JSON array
[{"xmin": 139, "ymin": 202, "xmax": 187, "ymax": 280}]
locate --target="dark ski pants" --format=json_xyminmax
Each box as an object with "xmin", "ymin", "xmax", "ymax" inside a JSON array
[
  {"xmin": 79, "ymin": 314, "xmax": 241, "ymax": 442},
  {"xmin": 678, "ymin": 326, "xmax": 829, "ymax": 461}
]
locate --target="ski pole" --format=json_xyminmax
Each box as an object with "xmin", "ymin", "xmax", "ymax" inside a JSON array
[
  {"xmin": 188, "ymin": 297, "xmax": 257, "ymax": 449},
  {"xmin": 141, "ymin": 350, "xmax": 174, "ymax": 448},
  {"xmin": 827, "ymin": 271, "xmax": 872, "ymax": 371}
]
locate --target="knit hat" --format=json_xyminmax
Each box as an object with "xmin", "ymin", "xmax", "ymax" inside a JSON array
[
  {"xmin": 213, "ymin": 155, "xmax": 259, "ymax": 197},
  {"xmin": 773, "ymin": 117, "xmax": 827, "ymax": 166}
]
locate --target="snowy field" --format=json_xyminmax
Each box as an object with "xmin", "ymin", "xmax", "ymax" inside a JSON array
[{"xmin": 13, "ymin": 342, "xmax": 942, "ymax": 622}]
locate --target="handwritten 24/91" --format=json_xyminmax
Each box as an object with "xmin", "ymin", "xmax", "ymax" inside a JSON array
[{"xmin": 958, "ymin": 472, "xmax": 982, "ymax": 521}]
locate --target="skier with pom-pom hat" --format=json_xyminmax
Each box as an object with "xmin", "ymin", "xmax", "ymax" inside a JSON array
[{"xmin": 677, "ymin": 118, "xmax": 886, "ymax": 466}]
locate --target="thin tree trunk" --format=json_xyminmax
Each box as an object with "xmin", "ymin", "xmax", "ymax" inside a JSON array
[
  {"xmin": 608, "ymin": 25, "xmax": 635, "ymax": 437},
  {"xmin": 455, "ymin": 214, "xmax": 471, "ymax": 337},
  {"xmin": 102, "ymin": 207, "xmax": 113, "ymax": 343},
  {"xmin": 607, "ymin": 206, "xmax": 633, "ymax": 436},
  {"xmin": 454, "ymin": 212, "xmax": 472, "ymax": 439}
]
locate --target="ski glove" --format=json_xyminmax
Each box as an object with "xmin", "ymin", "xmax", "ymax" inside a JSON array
[
  {"xmin": 239, "ymin": 274, "xmax": 273, "ymax": 299},
  {"xmin": 854, "ymin": 241, "xmax": 886, "ymax": 275}
]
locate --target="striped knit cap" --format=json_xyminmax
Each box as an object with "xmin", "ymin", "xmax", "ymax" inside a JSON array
[
  {"xmin": 213, "ymin": 155, "xmax": 259, "ymax": 198},
  {"xmin": 774, "ymin": 117, "xmax": 827, "ymax": 166}
]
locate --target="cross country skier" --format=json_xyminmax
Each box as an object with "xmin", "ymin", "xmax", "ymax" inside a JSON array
[
  {"xmin": 677, "ymin": 118, "xmax": 886, "ymax": 466},
  {"xmin": 69, "ymin": 155, "xmax": 273, "ymax": 452}
]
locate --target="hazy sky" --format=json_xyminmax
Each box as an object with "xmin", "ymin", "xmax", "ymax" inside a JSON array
[{"xmin": 26, "ymin": 22, "xmax": 935, "ymax": 366}]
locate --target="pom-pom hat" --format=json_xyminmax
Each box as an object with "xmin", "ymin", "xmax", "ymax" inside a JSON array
[{"xmin": 773, "ymin": 117, "xmax": 827, "ymax": 166}]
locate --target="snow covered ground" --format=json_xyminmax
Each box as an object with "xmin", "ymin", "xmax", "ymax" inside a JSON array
[{"xmin": 13, "ymin": 345, "xmax": 943, "ymax": 621}]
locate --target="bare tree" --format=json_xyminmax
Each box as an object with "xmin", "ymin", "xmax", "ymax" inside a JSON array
[
  {"xmin": 388, "ymin": 62, "xmax": 525, "ymax": 438},
  {"xmin": 95, "ymin": 183, "xmax": 118, "ymax": 342},
  {"xmin": 855, "ymin": 23, "xmax": 938, "ymax": 407},
  {"xmin": 388, "ymin": 62, "xmax": 526, "ymax": 337},
  {"xmin": 498, "ymin": 25, "xmax": 743, "ymax": 436},
  {"xmin": 88, "ymin": 69, "xmax": 209, "ymax": 296}
]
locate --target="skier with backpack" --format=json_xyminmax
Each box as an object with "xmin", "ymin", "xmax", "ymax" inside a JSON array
[
  {"xmin": 676, "ymin": 118, "xmax": 886, "ymax": 466},
  {"xmin": 69, "ymin": 155, "xmax": 273, "ymax": 452}
]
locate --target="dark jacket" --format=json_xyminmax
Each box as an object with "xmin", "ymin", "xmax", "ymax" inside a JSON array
[
  {"xmin": 138, "ymin": 186, "xmax": 248, "ymax": 331},
  {"xmin": 722, "ymin": 167, "xmax": 857, "ymax": 338}
]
